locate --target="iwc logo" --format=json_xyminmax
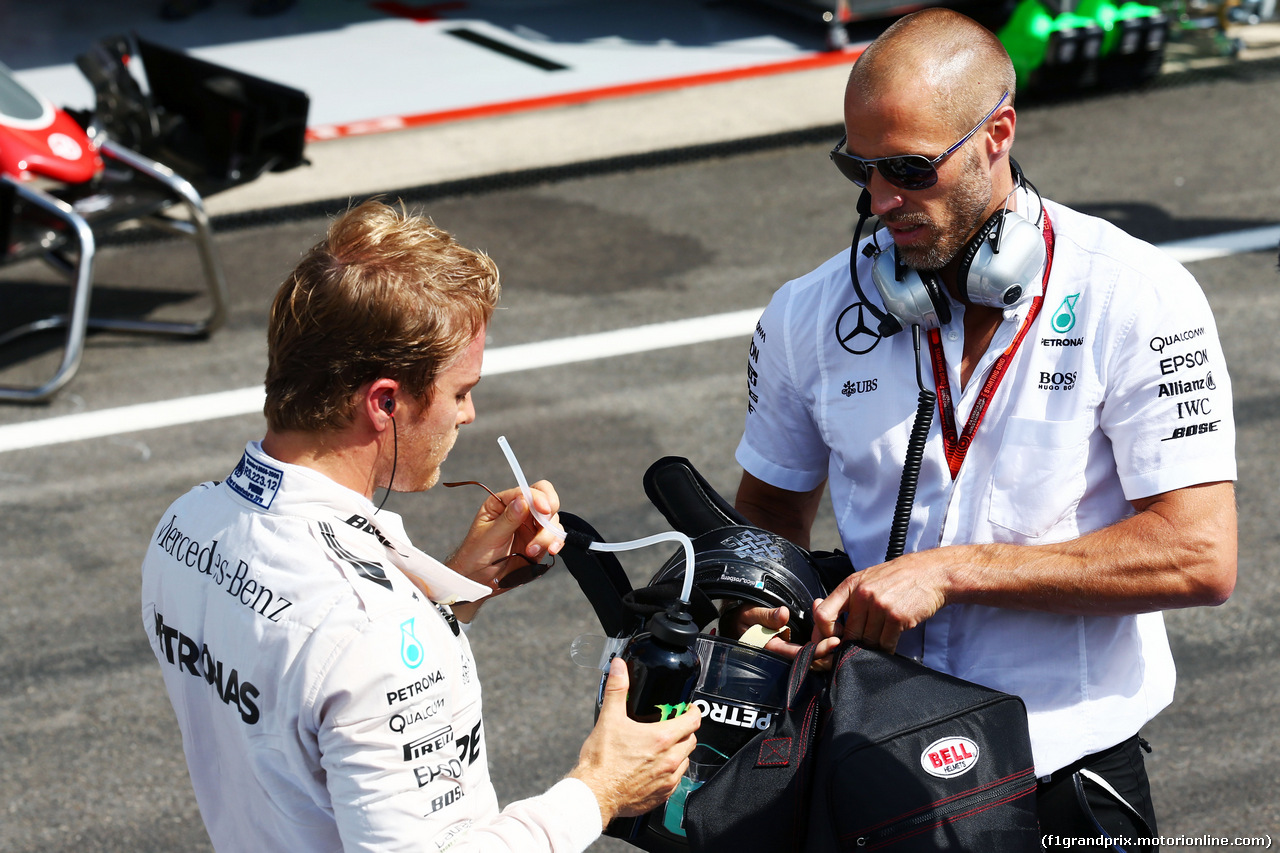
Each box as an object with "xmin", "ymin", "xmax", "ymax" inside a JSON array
[{"xmin": 835, "ymin": 302, "xmax": 882, "ymax": 355}]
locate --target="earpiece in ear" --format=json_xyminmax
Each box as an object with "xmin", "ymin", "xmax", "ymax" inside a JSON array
[{"xmin": 382, "ymin": 397, "xmax": 395, "ymax": 416}]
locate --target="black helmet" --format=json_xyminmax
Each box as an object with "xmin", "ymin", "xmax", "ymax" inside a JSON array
[{"xmin": 647, "ymin": 524, "xmax": 829, "ymax": 642}]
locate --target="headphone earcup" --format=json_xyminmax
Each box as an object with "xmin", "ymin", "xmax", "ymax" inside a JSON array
[
  {"xmin": 960, "ymin": 210, "xmax": 1047, "ymax": 308},
  {"xmin": 955, "ymin": 210, "xmax": 1006, "ymax": 304},
  {"xmin": 871, "ymin": 249, "xmax": 953, "ymax": 331},
  {"xmin": 918, "ymin": 270, "xmax": 951, "ymax": 327}
]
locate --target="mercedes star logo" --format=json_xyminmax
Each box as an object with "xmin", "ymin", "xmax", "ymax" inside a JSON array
[{"xmin": 835, "ymin": 302, "xmax": 882, "ymax": 355}]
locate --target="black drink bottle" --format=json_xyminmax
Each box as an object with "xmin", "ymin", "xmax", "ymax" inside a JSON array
[
  {"xmin": 623, "ymin": 603, "xmax": 700, "ymax": 722},
  {"xmin": 607, "ymin": 602, "xmax": 700, "ymax": 845}
]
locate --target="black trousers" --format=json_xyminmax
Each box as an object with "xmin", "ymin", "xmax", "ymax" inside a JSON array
[{"xmin": 1036, "ymin": 735, "xmax": 1159, "ymax": 851}]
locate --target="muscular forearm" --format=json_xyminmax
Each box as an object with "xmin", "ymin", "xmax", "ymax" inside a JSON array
[
  {"xmin": 819, "ymin": 482, "xmax": 1237, "ymax": 652},
  {"xmin": 939, "ymin": 481, "xmax": 1237, "ymax": 615},
  {"xmin": 734, "ymin": 472, "xmax": 824, "ymax": 550},
  {"xmin": 947, "ymin": 479, "xmax": 1233, "ymax": 612}
]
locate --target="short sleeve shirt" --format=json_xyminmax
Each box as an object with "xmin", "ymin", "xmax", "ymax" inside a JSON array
[{"xmin": 736, "ymin": 197, "xmax": 1236, "ymax": 775}]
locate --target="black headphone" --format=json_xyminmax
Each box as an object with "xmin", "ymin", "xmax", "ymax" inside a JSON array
[
  {"xmin": 854, "ymin": 160, "xmax": 1046, "ymax": 337},
  {"xmin": 381, "ymin": 397, "xmax": 395, "ymax": 416}
]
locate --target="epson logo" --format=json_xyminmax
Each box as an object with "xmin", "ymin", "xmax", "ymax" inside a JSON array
[
  {"xmin": 692, "ymin": 698, "xmax": 773, "ymax": 731},
  {"xmin": 920, "ymin": 737, "xmax": 980, "ymax": 778},
  {"xmin": 403, "ymin": 726, "xmax": 454, "ymax": 761},
  {"xmin": 1159, "ymin": 349, "xmax": 1209, "ymax": 376},
  {"xmin": 414, "ymin": 759, "xmax": 464, "ymax": 788}
]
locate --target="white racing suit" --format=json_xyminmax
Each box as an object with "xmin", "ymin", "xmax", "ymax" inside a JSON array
[{"xmin": 141, "ymin": 441, "xmax": 602, "ymax": 852}]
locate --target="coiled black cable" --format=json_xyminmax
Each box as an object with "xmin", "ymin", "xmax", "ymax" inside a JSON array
[{"xmin": 885, "ymin": 326, "xmax": 936, "ymax": 562}]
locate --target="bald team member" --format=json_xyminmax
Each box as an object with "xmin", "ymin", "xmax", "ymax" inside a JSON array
[{"xmin": 729, "ymin": 9, "xmax": 1236, "ymax": 841}]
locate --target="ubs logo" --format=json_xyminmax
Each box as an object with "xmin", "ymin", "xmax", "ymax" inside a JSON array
[
  {"xmin": 835, "ymin": 302, "xmax": 882, "ymax": 355},
  {"xmin": 842, "ymin": 378, "xmax": 878, "ymax": 397}
]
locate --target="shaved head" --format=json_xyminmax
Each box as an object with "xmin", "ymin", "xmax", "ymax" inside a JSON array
[{"xmin": 848, "ymin": 9, "xmax": 1015, "ymax": 135}]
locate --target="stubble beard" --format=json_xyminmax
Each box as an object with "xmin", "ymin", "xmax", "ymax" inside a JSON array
[{"xmin": 888, "ymin": 150, "xmax": 994, "ymax": 272}]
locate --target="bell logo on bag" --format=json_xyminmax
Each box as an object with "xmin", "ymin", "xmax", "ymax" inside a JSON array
[{"xmin": 920, "ymin": 737, "xmax": 981, "ymax": 778}]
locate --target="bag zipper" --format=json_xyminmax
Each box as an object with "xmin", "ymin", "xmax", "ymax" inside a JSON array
[{"xmin": 845, "ymin": 768, "xmax": 1036, "ymax": 849}]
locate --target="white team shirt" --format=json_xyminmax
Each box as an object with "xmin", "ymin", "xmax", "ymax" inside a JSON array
[
  {"xmin": 736, "ymin": 196, "xmax": 1236, "ymax": 776},
  {"xmin": 141, "ymin": 441, "xmax": 602, "ymax": 852}
]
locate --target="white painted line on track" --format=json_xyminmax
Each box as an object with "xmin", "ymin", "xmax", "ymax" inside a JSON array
[
  {"xmin": 1160, "ymin": 224, "xmax": 1280, "ymax": 263},
  {"xmin": 0, "ymin": 309, "xmax": 761, "ymax": 454},
  {"xmin": 2, "ymin": 224, "xmax": 1276, "ymax": 456}
]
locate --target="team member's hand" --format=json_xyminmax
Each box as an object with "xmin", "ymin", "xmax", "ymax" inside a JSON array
[
  {"xmin": 721, "ymin": 604, "xmax": 839, "ymax": 667},
  {"xmin": 447, "ymin": 480, "xmax": 562, "ymax": 592},
  {"xmin": 814, "ymin": 553, "xmax": 948, "ymax": 653},
  {"xmin": 570, "ymin": 658, "xmax": 702, "ymax": 827}
]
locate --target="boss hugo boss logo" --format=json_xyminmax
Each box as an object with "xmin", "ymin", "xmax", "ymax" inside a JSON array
[
  {"xmin": 1038, "ymin": 370, "xmax": 1077, "ymax": 391},
  {"xmin": 920, "ymin": 736, "xmax": 980, "ymax": 778}
]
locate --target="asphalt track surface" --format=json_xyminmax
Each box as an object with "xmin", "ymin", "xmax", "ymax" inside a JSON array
[{"xmin": 3, "ymin": 65, "xmax": 1280, "ymax": 851}]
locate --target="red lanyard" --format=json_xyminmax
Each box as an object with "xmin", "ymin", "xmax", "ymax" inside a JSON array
[{"xmin": 927, "ymin": 212, "xmax": 1056, "ymax": 480}]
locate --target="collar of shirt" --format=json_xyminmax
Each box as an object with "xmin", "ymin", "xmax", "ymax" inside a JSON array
[{"xmin": 229, "ymin": 441, "xmax": 492, "ymax": 606}]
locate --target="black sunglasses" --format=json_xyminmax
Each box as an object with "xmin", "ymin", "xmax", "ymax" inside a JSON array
[
  {"xmin": 829, "ymin": 92, "xmax": 1009, "ymax": 191},
  {"xmin": 442, "ymin": 480, "xmax": 555, "ymax": 590}
]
